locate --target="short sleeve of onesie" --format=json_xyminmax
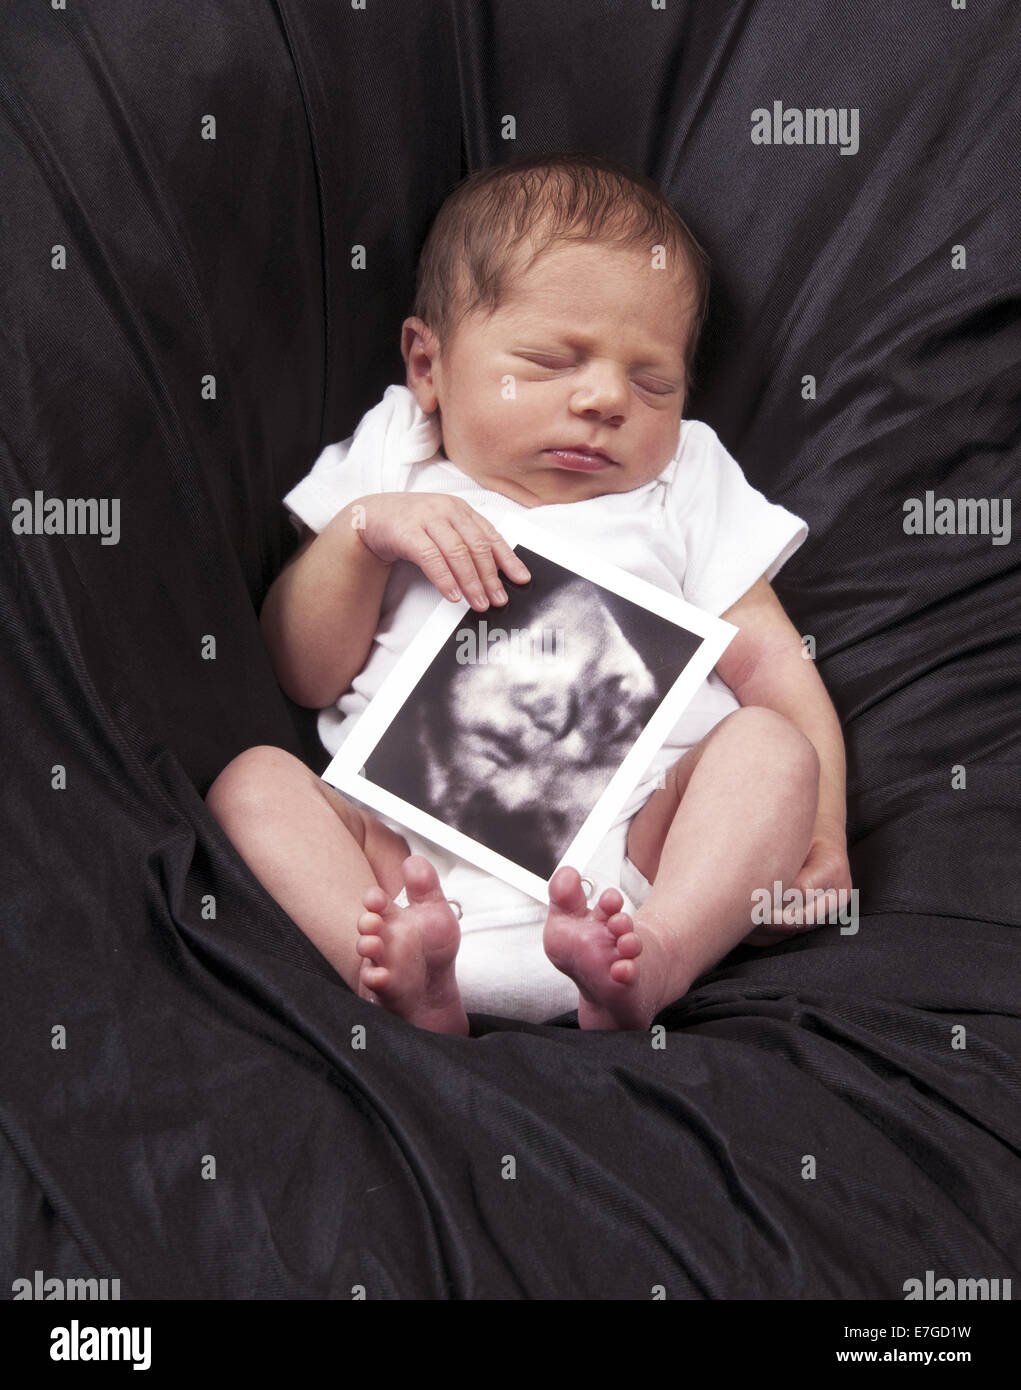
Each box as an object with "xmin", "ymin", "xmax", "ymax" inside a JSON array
[
  {"xmin": 669, "ymin": 420, "xmax": 808, "ymax": 616},
  {"xmin": 283, "ymin": 384, "xmax": 441, "ymax": 536}
]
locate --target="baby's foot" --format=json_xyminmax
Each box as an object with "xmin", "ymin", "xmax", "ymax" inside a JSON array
[
  {"xmin": 543, "ymin": 866, "xmax": 656, "ymax": 1030},
  {"xmin": 356, "ymin": 855, "xmax": 469, "ymax": 1035}
]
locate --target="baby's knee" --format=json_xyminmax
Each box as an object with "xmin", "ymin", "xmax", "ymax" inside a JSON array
[
  {"xmin": 720, "ymin": 706, "xmax": 820, "ymax": 787},
  {"xmin": 206, "ymin": 745, "xmax": 307, "ymax": 824}
]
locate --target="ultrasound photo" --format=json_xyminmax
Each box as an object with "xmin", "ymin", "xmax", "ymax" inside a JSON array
[{"xmin": 325, "ymin": 514, "xmax": 736, "ymax": 901}]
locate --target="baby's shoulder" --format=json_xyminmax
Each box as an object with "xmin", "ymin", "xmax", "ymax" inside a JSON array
[
  {"xmin": 653, "ymin": 417, "xmax": 730, "ymax": 496},
  {"xmin": 675, "ymin": 417, "xmax": 730, "ymax": 460}
]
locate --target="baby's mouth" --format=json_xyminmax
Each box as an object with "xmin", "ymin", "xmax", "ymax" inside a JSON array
[{"xmin": 545, "ymin": 447, "xmax": 617, "ymax": 472}]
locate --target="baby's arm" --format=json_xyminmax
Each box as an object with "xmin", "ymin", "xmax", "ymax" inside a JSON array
[
  {"xmin": 261, "ymin": 504, "xmax": 389, "ymax": 707},
  {"xmin": 260, "ymin": 493, "xmax": 529, "ymax": 707},
  {"xmin": 716, "ymin": 574, "xmax": 851, "ymax": 917}
]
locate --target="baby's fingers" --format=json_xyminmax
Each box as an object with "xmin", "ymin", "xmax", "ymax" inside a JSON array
[
  {"xmin": 419, "ymin": 518, "xmax": 500, "ymax": 610},
  {"xmin": 473, "ymin": 515, "xmax": 531, "ymax": 591},
  {"xmin": 797, "ymin": 887, "xmax": 841, "ymax": 925},
  {"xmin": 408, "ymin": 525, "xmax": 469, "ymax": 604},
  {"xmin": 783, "ymin": 837, "xmax": 848, "ymax": 919},
  {"xmin": 431, "ymin": 516, "xmax": 530, "ymax": 610}
]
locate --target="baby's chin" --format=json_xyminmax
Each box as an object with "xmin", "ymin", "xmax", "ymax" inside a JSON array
[
  {"xmin": 515, "ymin": 463, "xmax": 633, "ymax": 507},
  {"xmin": 537, "ymin": 451, "xmax": 670, "ymax": 495},
  {"xmin": 451, "ymin": 454, "xmax": 644, "ymax": 507}
]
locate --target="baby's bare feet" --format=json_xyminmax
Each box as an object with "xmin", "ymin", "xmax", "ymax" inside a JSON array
[
  {"xmin": 356, "ymin": 855, "xmax": 469, "ymax": 1035},
  {"xmin": 543, "ymin": 866, "xmax": 659, "ymax": 1030}
]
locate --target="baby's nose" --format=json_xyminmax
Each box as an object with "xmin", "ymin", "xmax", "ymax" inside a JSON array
[{"xmin": 569, "ymin": 361, "xmax": 628, "ymax": 415}]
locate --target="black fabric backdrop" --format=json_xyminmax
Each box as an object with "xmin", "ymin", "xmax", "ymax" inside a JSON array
[{"xmin": 1, "ymin": 0, "xmax": 1019, "ymax": 1298}]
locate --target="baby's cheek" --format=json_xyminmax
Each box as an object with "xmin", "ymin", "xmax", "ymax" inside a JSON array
[{"xmin": 461, "ymin": 401, "xmax": 513, "ymax": 458}]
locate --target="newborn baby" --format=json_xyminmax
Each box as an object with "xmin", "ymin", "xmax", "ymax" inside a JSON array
[{"xmin": 206, "ymin": 152, "xmax": 852, "ymax": 1033}]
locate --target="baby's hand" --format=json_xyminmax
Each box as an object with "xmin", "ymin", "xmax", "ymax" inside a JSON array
[
  {"xmin": 352, "ymin": 492, "xmax": 530, "ymax": 611},
  {"xmin": 743, "ymin": 827, "xmax": 853, "ymax": 946}
]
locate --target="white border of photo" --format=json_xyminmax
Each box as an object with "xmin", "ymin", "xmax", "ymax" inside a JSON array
[{"xmin": 322, "ymin": 510, "xmax": 738, "ymax": 903}]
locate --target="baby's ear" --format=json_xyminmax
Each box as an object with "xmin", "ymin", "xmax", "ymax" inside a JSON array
[
  {"xmin": 401, "ymin": 317, "xmax": 441, "ymax": 411},
  {"xmin": 401, "ymin": 316, "xmax": 440, "ymax": 364}
]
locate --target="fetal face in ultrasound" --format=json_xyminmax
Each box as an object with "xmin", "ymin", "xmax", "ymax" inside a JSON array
[{"xmin": 363, "ymin": 548, "xmax": 700, "ymax": 881}]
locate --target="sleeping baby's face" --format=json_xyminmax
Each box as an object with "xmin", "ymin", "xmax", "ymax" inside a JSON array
[{"xmin": 402, "ymin": 239, "xmax": 694, "ymax": 508}]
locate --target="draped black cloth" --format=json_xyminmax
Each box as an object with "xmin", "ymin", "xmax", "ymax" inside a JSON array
[{"xmin": 1, "ymin": 1, "xmax": 1018, "ymax": 1298}]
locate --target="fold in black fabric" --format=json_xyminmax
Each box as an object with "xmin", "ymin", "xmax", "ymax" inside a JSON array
[{"xmin": 1, "ymin": 1, "xmax": 1018, "ymax": 1297}]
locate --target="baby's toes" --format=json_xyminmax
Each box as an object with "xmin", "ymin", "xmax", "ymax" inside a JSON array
[
  {"xmin": 360, "ymin": 961, "xmax": 390, "ymax": 993},
  {"xmin": 611, "ymin": 921, "xmax": 642, "ymax": 959},
  {"xmin": 358, "ymin": 928, "xmax": 386, "ymax": 961},
  {"xmin": 604, "ymin": 908, "xmax": 637, "ymax": 943},
  {"xmin": 548, "ymin": 865, "xmax": 590, "ymax": 915},
  {"xmin": 356, "ymin": 914, "xmax": 385, "ymax": 956},
  {"xmin": 362, "ymin": 884, "xmax": 390, "ymax": 915},
  {"xmin": 595, "ymin": 886, "xmax": 625, "ymax": 921},
  {"xmin": 609, "ymin": 956, "xmax": 638, "ymax": 985}
]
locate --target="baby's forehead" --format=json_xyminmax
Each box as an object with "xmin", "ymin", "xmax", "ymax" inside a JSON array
[
  {"xmin": 486, "ymin": 243, "xmax": 693, "ymax": 360},
  {"xmin": 508, "ymin": 233, "xmax": 643, "ymax": 280},
  {"xmin": 500, "ymin": 235, "xmax": 694, "ymax": 310}
]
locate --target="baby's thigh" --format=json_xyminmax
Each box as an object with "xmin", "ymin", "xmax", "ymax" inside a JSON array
[
  {"xmin": 207, "ymin": 747, "xmax": 410, "ymax": 884},
  {"xmin": 625, "ymin": 708, "xmax": 817, "ymax": 878},
  {"xmin": 623, "ymin": 712, "xmax": 757, "ymax": 877}
]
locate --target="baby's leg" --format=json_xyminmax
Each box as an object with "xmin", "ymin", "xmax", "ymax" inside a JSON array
[
  {"xmin": 206, "ymin": 747, "xmax": 469, "ymax": 1034},
  {"xmin": 545, "ymin": 707, "xmax": 819, "ymax": 1030}
]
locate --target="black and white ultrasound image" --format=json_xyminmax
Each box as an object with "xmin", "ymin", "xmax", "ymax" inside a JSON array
[{"xmin": 363, "ymin": 547, "xmax": 702, "ymax": 880}]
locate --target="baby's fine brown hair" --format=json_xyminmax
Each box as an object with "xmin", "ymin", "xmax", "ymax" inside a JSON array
[{"xmin": 411, "ymin": 152, "xmax": 711, "ymax": 391}]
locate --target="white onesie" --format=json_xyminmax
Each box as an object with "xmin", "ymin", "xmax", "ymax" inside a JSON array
[{"xmin": 284, "ymin": 385, "xmax": 808, "ymax": 1022}]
